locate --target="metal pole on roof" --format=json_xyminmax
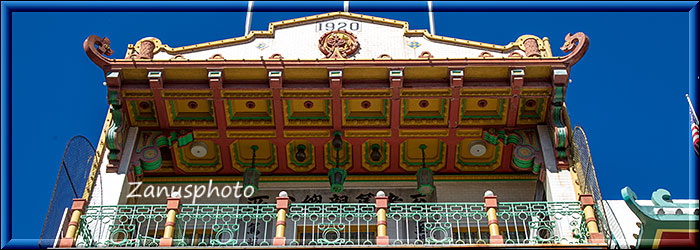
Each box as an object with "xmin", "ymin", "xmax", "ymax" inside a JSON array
[
  {"xmin": 245, "ymin": 1, "xmax": 254, "ymax": 35},
  {"xmin": 344, "ymin": 1, "xmax": 349, "ymax": 12},
  {"xmin": 428, "ymin": 1, "xmax": 435, "ymax": 35}
]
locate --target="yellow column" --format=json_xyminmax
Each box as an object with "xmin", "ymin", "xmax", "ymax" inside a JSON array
[
  {"xmin": 159, "ymin": 197, "xmax": 181, "ymax": 247},
  {"xmin": 484, "ymin": 191, "xmax": 503, "ymax": 244},
  {"xmin": 579, "ymin": 194, "xmax": 605, "ymax": 243},
  {"xmin": 275, "ymin": 209, "xmax": 287, "ymax": 237},
  {"xmin": 273, "ymin": 191, "xmax": 291, "ymax": 246},
  {"xmin": 58, "ymin": 199, "xmax": 87, "ymax": 248},
  {"xmin": 375, "ymin": 191, "xmax": 389, "ymax": 245}
]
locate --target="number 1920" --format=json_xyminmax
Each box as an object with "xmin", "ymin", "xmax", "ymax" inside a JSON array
[{"xmin": 316, "ymin": 21, "xmax": 361, "ymax": 32}]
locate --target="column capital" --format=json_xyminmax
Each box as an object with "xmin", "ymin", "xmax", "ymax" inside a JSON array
[
  {"xmin": 578, "ymin": 194, "xmax": 595, "ymax": 206},
  {"xmin": 276, "ymin": 195, "xmax": 291, "ymax": 210},
  {"xmin": 71, "ymin": 198, "xmax": 88, "ymax": 212},
  {"xmin": 375, "ymin": 195, "xmax": 388, "ymax": 210},
  {"xmin": 484, "ymin": 195, "xmax": 498, "ymax": 209},
  {"xmin": 166, "ymin": 197, "xmax": 181, "ymax": 212}
]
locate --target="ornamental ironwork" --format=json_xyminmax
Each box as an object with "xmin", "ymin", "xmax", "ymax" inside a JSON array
[{"xmin": 74, "ymin": 201, "xmax": 593, "ymax": 247}]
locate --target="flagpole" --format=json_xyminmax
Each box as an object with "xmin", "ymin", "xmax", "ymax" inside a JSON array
[
  {"xmin": 687, "ymin": 94, "xmax": 698, "ymax": 124},
  {"xmin": 428, "ymin": 1, "xmax": 435, "ymax": 35},
  {"xmin": 245, "ymin": 1, "xmax": 254, "ymax": 35}
]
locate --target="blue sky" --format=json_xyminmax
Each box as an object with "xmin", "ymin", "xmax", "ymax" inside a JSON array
[{"xmin": 3, "ymin": 1, "xmax": 698, "ymax": 247}]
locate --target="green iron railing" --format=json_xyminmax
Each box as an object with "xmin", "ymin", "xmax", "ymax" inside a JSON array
[
  {"xmin": 497, "ymin": 202, "xmax": 586, "ymax": 245},
  {"xmin": 75, "ymin": 205, "xmax": 168, "ymax": 247},
  {"xmin": 173, "ymin": 204, "xmax": 277, "ymax": 247},
  {"xmin": 387, "ymin": 202, "xmax": 488, "ymax": 245},
  {"xmin": 286, "ymin": 203, "xmax": 377, "ymax": 246},
  {"xmin": 74, "ymin": 201, "xmax": 592, "ymax": 247},
  {"xmin": 387, "ymin": 201, "xmax": 588, "ymax": 246}
]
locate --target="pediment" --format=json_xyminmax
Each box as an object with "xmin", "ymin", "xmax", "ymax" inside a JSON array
[{"xmin": 125, "ymin": 12, "xmax": 552, "ymax": 60}]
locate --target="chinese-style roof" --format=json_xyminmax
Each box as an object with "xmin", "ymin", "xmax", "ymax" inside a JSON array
[
  {"xmin": 84, "ymin": 12, "xmax": 589, "ymax": 69},
  {"xmin": 621, "ymin": 187, "xmax": 699, "ymax": 248},
  {"xmin": 86, "ymin": 12, "xmax": 589, "ymax": 179}
]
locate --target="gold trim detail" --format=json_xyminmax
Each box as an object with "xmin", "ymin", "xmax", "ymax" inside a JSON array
[
  {"xmin": 82, "ymin": 108, "xmax": 112, "ymax": 199},
  {"xmin": 652, "ymin": 229, "xmax": 700, "ymax": 249},
  {"xmin": 283, "ymin": 130, "xmax": 331, "ymax": 138},
  {"xmin": 141, "ymin": 174, "xmax": 539, "ymax": 183},
  {"xmin": 512, "ymin": 35, "xmax": 551, "ymax": 57},
  {"xmin": 400, "ymin": 88, "xmax": 451, "ymax": 97},
  {"xmin": 399, "ymin": 139, "xmax": 446, "ymax": 172},
  {"xmin": 323, "ymin": 138, "xmax": 352, "ymax": 170},
  {"xmin": 125, "ymin": 12, "xmax": 552, "ymax": 59},
  {"xmin": 344, "ymin": 130, "xmax": 391, "ymax": 138},
  {"xmin": 399, "ymin": 129, "xmax": 449, "ymax": 137},
  {"xmin": 230, "ymin": 140, "xmax": 278, "ymax": 173},
  {"xmin": 226, "ymin": 130, "xmax": 277, "ymax": 138},
  {"xmin": 221, "ymin": 90, "xmax": 272, "ymax": 98},
  {"xmin": 122, "ymin": 90, "xmax": 153, "ymax": 98},
  {"xmin": 193, "ymin": 131, "xmax": 219, "ymax": 139},
  {"xmin": 361, "ymin": 139, "xmax": 390, "ymax": 172},
  {"xmin": 460, "ymin": 88, "xmax": 511, "ymax": 97},
  {"xmin": 172, "ymin": 140, "xmax": 223, "ymax": 173},
  {"xmin": 281, "ymin": 89, "xmax": 332, "ymax": 98},
  {"xmin": 285, "ymin": 140, "xmax": 315, "ymax": 172},
  {"xmin": 521, "ymin": 88, "xmax": 552, "ymax": 96},
  {"xmin": 341, "ymin": 89, "xmax": 391, "ymax": 97},
  {"xmin": 164, "ymin": 100, "xmax": 216, "ymax": 127},
  {"xmin": 162, "ymin": 90, "xmax": 213, "ymax": 98},
  {"xmin": 456, "ymin": 128, "xmax": 483, "ymax": 137},
  {"xmin": 455, "ymin": 138, "xmax": 503, "ymax": 172}
]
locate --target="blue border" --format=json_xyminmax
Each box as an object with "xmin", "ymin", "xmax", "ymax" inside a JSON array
[
  {"xmin": 1, "ymin": 1, "xmax": 698, "ymax": 249},
  {"xmin": 688, "ymin": 2, "xmax": 699, "ymax": 203}
]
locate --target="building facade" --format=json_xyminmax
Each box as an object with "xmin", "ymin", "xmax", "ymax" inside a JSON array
[{"xmin": 51, "ymin": 12, "xmax": 616, "ymax": 248}]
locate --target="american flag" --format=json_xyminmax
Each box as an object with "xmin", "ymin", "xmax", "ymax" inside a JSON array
[{"xmin": 688, "ymin": 94, "xmax": 699, "ymax": 158}]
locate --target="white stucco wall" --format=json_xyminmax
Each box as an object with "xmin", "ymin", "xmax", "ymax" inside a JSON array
[{"xmin": 151, "ymin": 17, "xmax": 521, "ymax": 60}]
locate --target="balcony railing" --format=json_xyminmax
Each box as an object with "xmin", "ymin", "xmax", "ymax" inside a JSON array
[{"xmin": 70, "ymin": 195, "xmax": 603, "ymax": 248}]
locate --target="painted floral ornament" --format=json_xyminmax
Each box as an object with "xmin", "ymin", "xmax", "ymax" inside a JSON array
[{"xmin": 318, "ymin": 30, "xmax": 359, "ymax": 59}]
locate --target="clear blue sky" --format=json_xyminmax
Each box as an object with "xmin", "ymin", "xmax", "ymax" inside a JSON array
[{"xmin": 4, "ymin": 1, "xmax": 698, "ymax": 247}]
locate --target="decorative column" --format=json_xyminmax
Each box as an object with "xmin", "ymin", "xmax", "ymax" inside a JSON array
[
  {"xmin": 484, "ymin": 190, "xmax": 503, "ymax": 244},
  {"xmin": 159, "ymin": 196, "xmax": 182, "ymax": 247},
  {"xmin": 579, "ymin": 194, "xmax": 605, "ymax": 243},
  {"xmin": 273, "ymin": 191, "xmax": 290, "ymax": 246},
  {"xmin": 375, "ymin": 191, "xmax": 389, "ymax": 245},
  {"xmin": 58, "ymin": 198, "xmax": 87, "ymax": 247}
]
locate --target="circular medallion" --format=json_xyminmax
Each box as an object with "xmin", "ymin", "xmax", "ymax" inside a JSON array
[
  {"xmin": 468, "ymin": 141, "xmax": 487, "ymax": 157},
  {"xmin": 190, "ymin": 141, "xmax": 209, "ymax": 158},
  {"xmin": 142, "ymin": 147, "xmax": 158, "ymax": 160},
  {"xmin": 318, "ymin": 30, "xmax": 359, "ymax": 59}
]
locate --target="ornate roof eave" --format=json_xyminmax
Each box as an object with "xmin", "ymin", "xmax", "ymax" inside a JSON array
[
  {"xmin": 621, "ymin": 187, "xmax": 699, "ymax": 224},
  {"xmin": 124, "ymin": 12, "xmax": 554, "ymax": 57},
  {"xmin": 85, "ymin": 32, "xmax": 589, "ymax": 71}
]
